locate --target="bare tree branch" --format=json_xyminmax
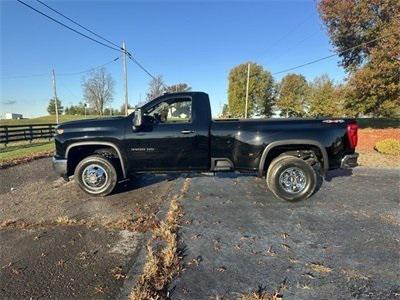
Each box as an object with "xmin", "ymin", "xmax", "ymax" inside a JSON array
[{"xmin": 82, "ymin": 67, "xmax": 115, "ymax": 115}]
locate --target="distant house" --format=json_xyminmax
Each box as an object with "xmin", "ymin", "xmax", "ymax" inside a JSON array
[{"xmin": 5, "ymin": 112, "xmax": 23, "ymax": 120}]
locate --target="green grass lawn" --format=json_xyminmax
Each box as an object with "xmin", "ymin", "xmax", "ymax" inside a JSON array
[
  {"xmin": 0, "ymin": 114, "xmax": 101, "ymax": 125},
  {"xmin": 0, "ymin": 141, "xmax": 54, "ymax": 163}
]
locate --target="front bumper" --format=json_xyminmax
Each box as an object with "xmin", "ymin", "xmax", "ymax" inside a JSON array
[
  {"xmin": 52, "ymin": 157, "xmax": 67, "ymax": 178},
  {"xmin": 340, "ymin": 153, "xmax": 359, "ymax": 169}
]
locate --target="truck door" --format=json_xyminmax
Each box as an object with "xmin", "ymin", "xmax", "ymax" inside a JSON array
[{"xmin": 125, "ymin": 95, "xmax": 209, "ymax": 171}]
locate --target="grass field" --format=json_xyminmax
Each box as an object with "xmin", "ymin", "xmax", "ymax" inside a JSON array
[
  {"xmin": 0, "ymin": 114, "xmax": 109, "ymax": 165},
  {"xmin": 0, "ymin": 140, "xmax": 54, "ymax": 164},
  {"xmin": 0, "ymin": 114, "xmax": 100, "ymax": 125}
]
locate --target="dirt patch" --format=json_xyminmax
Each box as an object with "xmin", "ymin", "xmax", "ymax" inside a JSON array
[
  {"xmin": 358, "ymin": 129, "xmax": 400, "ymax": 151},
  {"xmin": 357, "ymin": 129, "xmax": 400, "ymax": 168},
  {"xmin": 358, "ymin": 151, "xmax": 400, "ymax": 168},
  {"xmin": 0, "ymin": 162, "xmax": 174, "ymax": 230}
]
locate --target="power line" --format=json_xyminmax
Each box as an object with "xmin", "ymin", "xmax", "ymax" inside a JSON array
[
  {"xmin": 261, "ymin": 11, "xmax": 314, "ymax": 58},
  {"xmin": 16, "ymin": 0, "xmax": 122, "ymax": 53},
  {"xmin": 127, "ymin": 53, "xmax": 158, "ymax": 81},
  {"xmin": 272, "ymin": 32, "xmax": 396, "ymax": 75},
  {"xmin": 17, "ymin": 0, "xmax": 160, "ymax": 81},
  {"xmin": 59, "ymin": 56, "xmax": 120, "ymax": 76},
  {"xmin": 35, "ymin": 0, "xmax": 121, "ymax": 50},
  {"xmin": 0, "ymin": 72, "xmax": 51, "ymax": 79},
  {"xmin": 1, "ymin": 57, "xmax": 120, "ymax": 79},
  {"xmin": 267, "ymin": 30, "xmax": 320, "ymax": 63}
]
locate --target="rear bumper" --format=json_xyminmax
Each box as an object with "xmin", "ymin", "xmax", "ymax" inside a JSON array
[
  {"xmin": 340, "ymin": 153, "xmax": 359, "ymax": 169},
  {"xmin": 52, "ymin": 157, "xmax": 67, "ymax": 178}
]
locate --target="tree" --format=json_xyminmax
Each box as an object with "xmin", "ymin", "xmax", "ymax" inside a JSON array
[
  {"xmin": 318, "ymin": 0, "xmax": 400, "ymax": 117},
  {"xmin": 146, "ymin": 75, "xmax": 165, "ymax": 101},
  {"xmin": 47, "ymin": 97, "xmax": 63, "ymax": 115},
  {"xmin": 164, "ymin": 83, "xmax": 191, "ymax": 93},
  {"xmin": 276, "ymin": 74, "xmax": 308, "ymax": 117},
  {"xmin": 308, "ymin": 74, "xmax": 346, "ymax": 117},
  {"xmin": 82, "ymin": 68, "xmax": 115, "ymax": 115},
  {"xmin": 146, "ymin": 76, "xmax": 193, "ymax": 102},
  {"xmin": 104, "ymin": 107, "xmax": 117, "ymax": 116},
  {"xmin": 64, "ymin": 102, "xmax": 87, "ymax": 115},
  {"xmin": 220, "ymin": 103, "xmax": 230, "ymax": 118},
  {"xmin": 228, "ymin": 62, "xmax": 275, "ymax": 118},
  {"xmin": 343, "ymin": 27, "xmax": 400, "ymax": 117}
]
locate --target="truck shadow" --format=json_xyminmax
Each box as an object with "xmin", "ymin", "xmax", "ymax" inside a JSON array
[
  {"xmin": 111, "ymin": 169, "xmax": 353, "ymax": 196},
  {"xmin": 325, "ymin": 169, "xmax": 353, "ymax": 181},
  {"xmin": 112, "ymin": 172, "xmax": 252, "ymax": 195},
  {"xmin": 313, "ymin": 169, "xmax": 353, "ymax": 195},
  {"xmin": 113, "ymin": 174, "xmax": 178, "ymax": 195}
]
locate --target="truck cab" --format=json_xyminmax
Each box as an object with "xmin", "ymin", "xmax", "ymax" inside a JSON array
[{"xmin": 124, "ymin": 92, "xmax": 211, "ymax": 172}]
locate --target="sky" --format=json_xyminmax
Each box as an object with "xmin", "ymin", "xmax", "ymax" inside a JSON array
[{"xmin": 0, "ymin": 0, "xmax": 346, "ymax": 118}]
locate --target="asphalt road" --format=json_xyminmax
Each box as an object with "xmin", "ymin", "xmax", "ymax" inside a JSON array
[
  {"xmin": 0, "ymin": 158, "xmax": 399, "ymax": 299},
  {"xmin": 0, "ymin": 158, "xmax": 178, "ymax": 298},
  {"xmin": 172, "ymin": 169, "xmax": 400, "ymax": 299}
]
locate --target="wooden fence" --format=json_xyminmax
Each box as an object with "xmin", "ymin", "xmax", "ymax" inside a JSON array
[{"xmin": 0, "ymin": 124, "xmax": 56, "ymax": 145}]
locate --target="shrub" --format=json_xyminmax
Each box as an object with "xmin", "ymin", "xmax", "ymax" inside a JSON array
[{"xmin": 375, "ymin": 139, "xmax": 400, "ymax": 155}]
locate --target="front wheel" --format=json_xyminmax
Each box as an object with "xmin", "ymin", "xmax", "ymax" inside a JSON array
[
  {"xmin": 74, "ymin": 155, "xmax": 117, "ymax": 197},
  {"xmin": 266, "ymin": 156, "xmax": 317, "ymax": 202}
]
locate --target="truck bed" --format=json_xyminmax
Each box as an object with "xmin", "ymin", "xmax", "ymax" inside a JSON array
[{"xmin": 210, "ymin": 118, "xmax": 356, "ymax": 171}]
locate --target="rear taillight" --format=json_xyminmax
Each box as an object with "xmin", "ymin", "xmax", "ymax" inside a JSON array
[{"xmin": 347, "ymin": 123, "xmax": 358, "ymax": 149}]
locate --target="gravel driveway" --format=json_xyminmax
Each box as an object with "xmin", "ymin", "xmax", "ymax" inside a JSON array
[{"xmin": 0, "ymin": 158, "xmax": 399, "ymax": 299}]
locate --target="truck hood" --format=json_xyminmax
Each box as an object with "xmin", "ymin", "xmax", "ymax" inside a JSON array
[{"xmin": 58, "ymin": 116, "xmax": 125, "ymax": 129}]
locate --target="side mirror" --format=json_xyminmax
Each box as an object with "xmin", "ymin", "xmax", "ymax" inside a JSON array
[{"xmin": 133, "ymin": 108, "xmax": 143, "ymax": 128}]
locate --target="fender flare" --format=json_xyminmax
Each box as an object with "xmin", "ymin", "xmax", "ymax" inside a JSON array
[
  {"xmin": 66, "ymin": 141, "xmax": 127, "ymax": 178},
  {"xmin": 258, "ymin": 139, "xmax": 329, "ymax": 177}
]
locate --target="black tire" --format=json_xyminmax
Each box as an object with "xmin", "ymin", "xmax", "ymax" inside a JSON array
[
  {"xmin": 74, "ymin": 155, "xmax": 117, "ymax": 197},
  {"xmin": 266, "ymin": 156, "xmax": 316, "ymax": 202}
]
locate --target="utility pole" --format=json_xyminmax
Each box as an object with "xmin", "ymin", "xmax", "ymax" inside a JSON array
[
  {"xmin": 244, "ymin": 63, "xmax": 251, "ymax": 119},
  {"xmin": 52, "ymin": 69, "xmax": 59, "ymax": 124},
  {"xmin": 122, "ymin": 41, "xmax": 129, "ymax": 116}
]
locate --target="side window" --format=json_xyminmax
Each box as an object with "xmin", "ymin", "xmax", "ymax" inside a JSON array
[{"xmin": 145, "ymin": 98, "xmax": 192, "ymax": 124}]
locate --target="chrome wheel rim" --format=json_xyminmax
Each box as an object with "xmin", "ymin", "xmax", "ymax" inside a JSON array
[
  {"xmin": 278, "ymin": 167, "xmax": 306, "ymax": 194},
  {"xmin": 81, "ymin": 164, "xmax": 108, "ymax": 191}
]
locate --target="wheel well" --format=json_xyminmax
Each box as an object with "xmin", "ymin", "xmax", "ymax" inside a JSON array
[
  {"xmin": 262, "ymin": 145, "xmax": 323, "ymax": 175},
  {"xmin": 67, "ymin": 145, "xmax": 123, "ymax": 179}
]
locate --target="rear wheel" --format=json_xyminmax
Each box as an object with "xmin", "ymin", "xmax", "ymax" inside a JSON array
[
  {"xmin": 74, "ymin": 155, "xmax": 117, "ymax": 197},
  {"xmin": 266, "ymin": 156, "xmax": 316, "ymax": 202}
]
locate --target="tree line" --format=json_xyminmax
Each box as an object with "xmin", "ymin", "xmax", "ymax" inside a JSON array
[
  {"xmin": 48, "ymin": 70, "xmax": 192, "ymax": 116},
  {"xmin": 224, "ymin": 67, "xmax": 353, "ymax": 118},
  {"xmin": 225, "ymin": 0, "xmax": 399, "ymax": 119}
]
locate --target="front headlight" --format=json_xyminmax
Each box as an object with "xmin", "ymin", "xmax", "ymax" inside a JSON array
[{"xmin": 56, "ymin": 128, "xmax": 64, "ymax": 135}]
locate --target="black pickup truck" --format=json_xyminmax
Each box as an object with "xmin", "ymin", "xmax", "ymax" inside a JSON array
[{"xmin": 53, "ymin": 91, "xmax": 358, "ymax": 201}]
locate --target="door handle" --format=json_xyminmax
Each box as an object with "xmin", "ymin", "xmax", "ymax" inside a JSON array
[{"xmin": 181, "ymin": 130, "xmax": 195, "ymax": 134}]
